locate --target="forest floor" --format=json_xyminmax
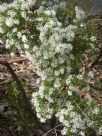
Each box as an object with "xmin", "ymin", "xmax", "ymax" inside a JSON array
[
  {"xmin": 0, "ymin": 86, "xmax": 21, "ymax": 136},
  {"xmin": 0, "ymin": 53, "xmax": 39, "ymax": 136}
]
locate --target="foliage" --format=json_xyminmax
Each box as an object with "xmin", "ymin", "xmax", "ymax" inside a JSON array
[
  {"xmin": 7, "ymin": 82, "xmax": 37, "ymax": 136},
  {"xmin": 0, "ymin": 0, "xmax": 102, "ymax": 135}
]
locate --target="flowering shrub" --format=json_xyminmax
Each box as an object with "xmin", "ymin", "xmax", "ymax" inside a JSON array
[
  {"xmin": 0, "ymin": 0, "xmax": 102, "ymax": 135},
  {"xmin": 0, "ymin": 0, "xmax": 37, "ymax": 55}
]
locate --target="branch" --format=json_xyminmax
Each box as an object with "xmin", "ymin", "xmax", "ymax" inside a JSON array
[
  {"xmin": 50, "ymin": 114, "xmax": 56, "ymax": 128},
  {"xmin": 0, "ymin": 60, "xmax": 46, "ymax": 132},
  {"xmin": 8, "ymin": 57, "xmax": 28, "ymax": 64}
]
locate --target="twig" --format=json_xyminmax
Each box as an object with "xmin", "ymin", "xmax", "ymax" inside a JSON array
[
  {"xmin": 42, "ymin": 128, "xmax": 53, "ymax": 136},
  {"xmin": 0, "ymin": 60, "xmax": 46, "ymax": 132},
  {"xmin": 50, "ymin": 114, "xmax": 56, "ymax": 128},
  {"xmin": 43, "ymin": 124, "xmax": 63, "ymax": 136},
  {"xmin": 54, "ymin": 128, "xmax": 58, "ymax": 136}
]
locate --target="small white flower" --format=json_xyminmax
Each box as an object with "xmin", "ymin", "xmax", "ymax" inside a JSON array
[
  {"xmin": 66, "ymin": 101, "xmax": 73, "ymax": 110},
  {"xmin": 75, "ymin": 6, "xmax": 85, "ymax": 20},
  {"xmin": 68, "ymin": 90, "xmax": 72, "ymax": 96},
  {"xmin": 61, "ymin": 127, "xmax": 67, "ymax": 135},
  {"xmin": 88, "ymin": 71, "xmax": 94, "ymax": 78},
  {"xmin": 0, "ymin": 40, "xmax": 3, "ymax": 44},
  {"xmin": 56, "ymin": 112, "xmax": 61, "ymax": 118},
  {"xmin": 39, "ymin": 84, "xmax": 44, "ymax": 92},
  {"xmin": 71, "ymin": 126, "xmax": 77, "ymax": 133},
  {"xmin": 92, "ymin": 107, "xmax": 99, "ymax": 114},
  {"xmin": 17, "ymin": 32, "xmax": 22, "ymax": 39},
  {"xmin": 66, "ymin": 78, "xmax": 71, "ymax": 85},
  {"xmin": 80, "ymin": 23, "xmax": 86, "ymax": 27},
  {"xmin": 55, "ymin": 44, "xmax": 62, "ymax": 53},
  {"xmin": 14, "ymin": 19, "xmax": 20, "ymax": 25},
  {"xmin": 55, "ymin": 71, "xmax": 60, "ymax": 76},
  {"xmin": 60, "ymin": 68, "xmax": 64, "ymax": 75},
  {"xmin": 36, "ymin": 78, "xmax": 41, "ymax": 84},
  {"xmin": 59, "ymin": 115, "xmax": 64, "ymax": 122},
  {"xmin": 87, "ymin": 120, "xmax": 94, "ymax": 127},
  {"xmin": 69, "ymin": 85, "xmax": 77, "ymax": 91},
  {"xmin": 36, "ymin": 50, "xmax": 41, "ymax": 57},
  {"xmin": 24, "ymin": 44, "xmax": 29, "ymax": 49},
  {"xmin": 25, "ymin": 51, "xmax": 33, "ymax": 62},
  {"xmin": 10, "ymin": 52, "xmax": 15, "ymax": 56},
  {"xmin": 9, "ymin": 39, "xmax": 14, "ymax": 45},
  {"xmin": 66, "ymin": 43, "xmax": 73, "ymax": 52},
  {"xmin": 59, "ymin": 58, "xmax": 65, "ymax": 64},
  {"xmin": 44, "ymin": 10, "xmax": 52, "ymax": 16},
  {"xmin": 37, "ymin": 113, "xmax": 41, "ymax": 118},
  {"xmin": 47, "ymin": 114, "xmax": 52, "ymax": 119},
  {"xmin": 21, "ymin": 11, "xmax": 26, "ymax": 18},
  {"xmin": 7, "ymin": 10, "xmax": 16, "ymax": 17},
  {"xmin": 5, "ymin": 39, "xmax": 10, "ymax": 48},
  {"xmin": 85, "ymin": 94, "xmax": 93, "ymax": 105},
  {"xmin": 90, "ymin": 36, "xmax": 96, "ymax": 42},
  {"xmin": 0, "ymin": 17, "xmax": 4, "ymax": 23},
  {"xmin": 98, "ymin": 126, "xmax": 102, "ymax": 135},
  {"xmin": 40, "ymin": 118, "xmax": 46, "ymax": 123},
  {"xmin": 5, "ymin": 18, "xmax": 14, "ymax": 27},
  {"xmin": 36, "ymin": 17, "xmax": 43, "ymax": 22},
  {"xmin": 80, "ymin": 131, "xmax": 85, "ymax": 136},
  {"xmin": 77, "ymin": 74, "xmax": 83, "ymax": 79},
  {"xmin": 63, "ymin": 120, "xmax": 69, "ymax": 127},
  {"xmin": 12, "ymin": 28, "xmax": 17, "ymax": 33},
  {"xmin": 43, "ymin": 51, "xmax": 49, "ymax": 59},
  {"xmin": 32, "ymin": 46, "xmax": 38, "ymax": 52},
  {"xmin": 54, "ymin": 79, "xmax": 61, "ymax": 88},
  {"xmin": 0, "ymin": 27, "xmax": 4, "ymax": 34},
  {"xmin": 51, "ymin": 10, "xmax": 56, "ymax": 16},
  {"xmin": 48, "ymin": 19, "xmax": 56, "ymax": 26},
  {"xmin": 22, "ymin": 35, "xmax": 27, "ymax": 43}
]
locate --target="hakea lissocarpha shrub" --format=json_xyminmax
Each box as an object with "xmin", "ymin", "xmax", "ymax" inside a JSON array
[{"xmin": 0, "ymin": 0, "xmax": 102, "ymax": 135}]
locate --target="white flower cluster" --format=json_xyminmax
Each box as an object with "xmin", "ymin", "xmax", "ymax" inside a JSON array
[
  {"xmin": 0, "ymin": 0, "xmax": 36, "ymax": 54},
  {"xmin": 56, "ymin": 101, "xmax": 85, "ymax": 135},
  {"xmin": 31, "ymin": 7, "xmax": 101, "ymax": 135},
  {"xmin": 75, "ymin": 6, "xmax": 85, "ymax": 20}
]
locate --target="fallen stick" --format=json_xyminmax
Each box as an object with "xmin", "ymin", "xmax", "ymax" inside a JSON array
[{"xmin": 8, "ymin": 57, "xmax": 28, "ymax": 64}]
